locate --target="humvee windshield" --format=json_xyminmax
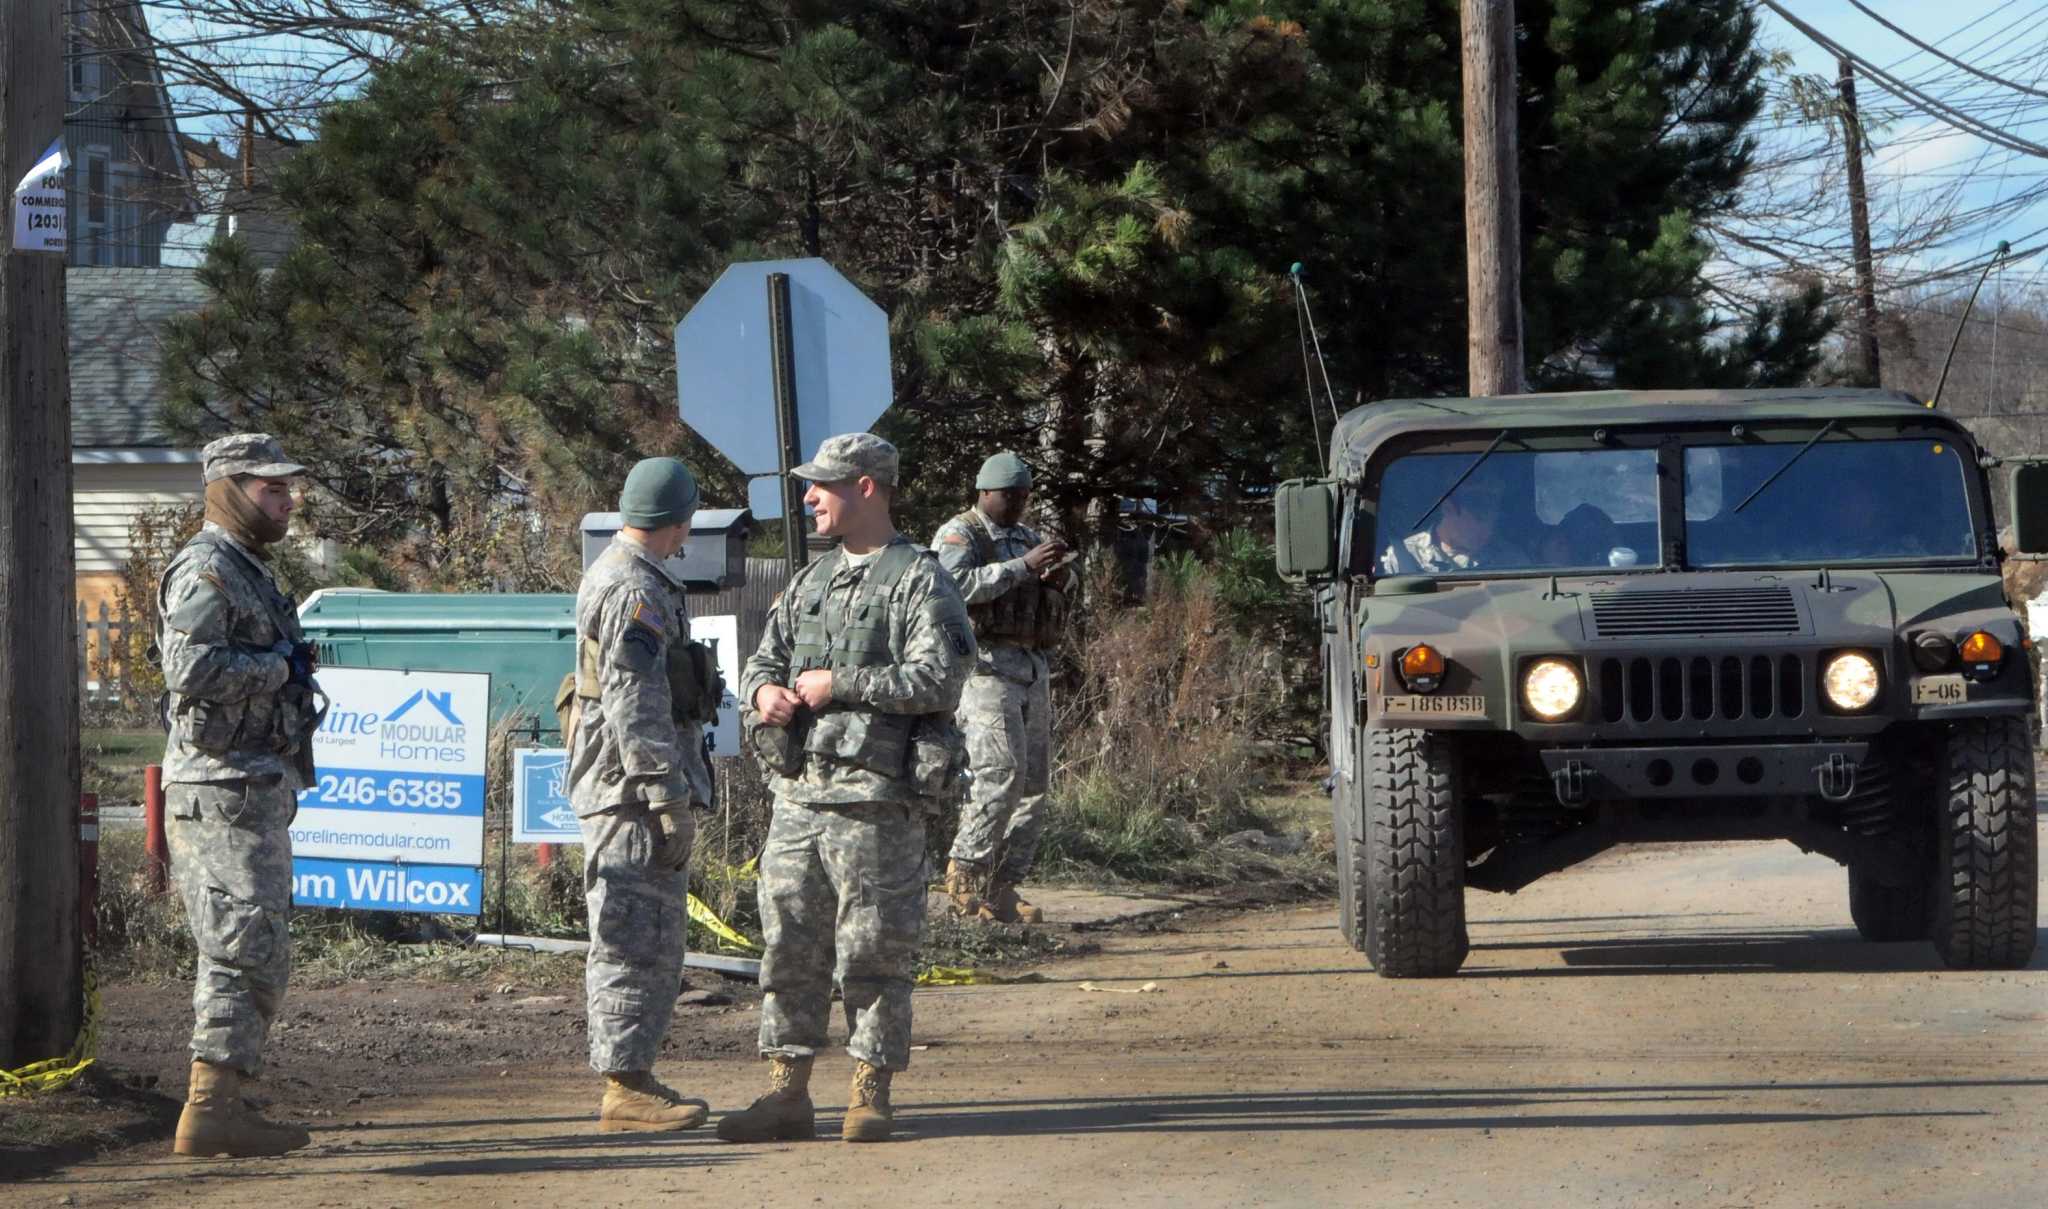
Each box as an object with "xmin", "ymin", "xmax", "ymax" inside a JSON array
[
  {"xmin": 1685, "ymin": 438, "xmax": 1976, "ymax": 565},
  {"xmin": 1375, "ymin": 448, "xmax": 1659, "ymax": 575},
  {"xmin": 1371, "ymin": 436, "xmax": 1979, "ymax": 577}
]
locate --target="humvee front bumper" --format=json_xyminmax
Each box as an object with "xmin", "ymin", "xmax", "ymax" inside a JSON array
[{"xmin": 1536, "ymin": 741, "xmax": 1871, "ymax": 804}]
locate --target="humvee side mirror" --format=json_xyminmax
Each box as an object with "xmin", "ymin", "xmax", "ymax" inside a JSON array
[
  {"xmin": 1275, "ymin": 478, "xmax": 1339, "ymax": 581},
  {"xmin": 2010, "ymin": 463, "xmax": 2048, "ymax": 556}
]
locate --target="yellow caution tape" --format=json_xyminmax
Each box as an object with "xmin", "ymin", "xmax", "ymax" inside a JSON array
[
  {"xmin": 917, "ymin": 965, "xmax": 992, "ymax": 986},
  {"xmin": 1, "ymin": 964, "xmax": 99, "ymax": 1097},
  {"xmin": 0, "ymin": 1057, "xmax": 96, "ymax": 1096},
  {"xmin": 687, "ymin": 894, "xmax": 761, "ymax": 953},
  {"xmin": 915, "ymin": 968, "xmax": 1050, "ymax": 987}
]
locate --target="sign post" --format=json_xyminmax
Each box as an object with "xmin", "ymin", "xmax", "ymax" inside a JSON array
[
  {"xmin": 766, "ymin": 272, "xmax": 807, "ymax": 576},
  {"xmin": 289, "ymin": 667, "xmax": 489, "ymax": 915}
]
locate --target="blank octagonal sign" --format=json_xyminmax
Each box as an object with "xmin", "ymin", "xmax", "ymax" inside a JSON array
[{"xmin": 674, "ymin": 258, "xmax": 893, "ymax": 515}]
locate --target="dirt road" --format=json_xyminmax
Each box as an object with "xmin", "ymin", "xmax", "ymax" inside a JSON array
[{"xmin": 17, "ymin": 840, "xmax": 2047, "ymax": 1208}]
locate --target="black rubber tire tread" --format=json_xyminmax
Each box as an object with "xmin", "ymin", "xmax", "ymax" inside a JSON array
[
  {"xmin": 1334, "ymin": 748, "xmax": 1365, "ymax": 951},
  {"xmin": 1363, "ymin": 727, "xmax": 1469, "ymax": 977},
  {"xmin": 1931, "ymin": 716, "xmax": 2038, "ymax": 970},
  {"xmin": 1847, "ymin": 864, "xmax": 1930, "ymax": 942}
]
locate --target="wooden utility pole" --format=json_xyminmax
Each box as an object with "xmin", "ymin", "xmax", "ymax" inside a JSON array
[
  {"xmin": 1838, "ymin": 57, "xmax": 1882, "ymax": 386},
  {"xmin": 1461, "ymin": 0, "xmax": 1524, "ymax": 396},
  {"xmin": 1, "ymin": 0, "xmax": 84, "ymax": 1066}
]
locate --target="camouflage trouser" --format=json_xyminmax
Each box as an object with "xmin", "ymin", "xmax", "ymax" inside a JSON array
[
  {"xmin": 757, "ymin": 799, "xmax": 927, "ymax": 1072},
  {"xmin": 167, "ymin": 776, "xmax": 295, "ymax": 1075},
  {"xmin": 949, "ymin": 654, "xmax": 1051, "ymax": 881},
  {"xmin": 580, "ymin": 805, "xmax": 687, "ymax": 1074}
]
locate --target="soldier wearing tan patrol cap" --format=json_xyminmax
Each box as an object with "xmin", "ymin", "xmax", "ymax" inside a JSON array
[
  {"xmin": 159, "ymin": 433, "xmax": 321, "ymax": 1158},
  {"xmin": 725, "ymin": 432, "xmax": 976, "ymax": 1144}
]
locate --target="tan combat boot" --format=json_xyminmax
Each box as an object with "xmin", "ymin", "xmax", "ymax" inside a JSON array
[
  {"xmin": 985, "ymin": 880, "xmax": 1045, "ymax": 925},
  {"xmin": 173, "ymin": 1059, "xmax": 311, "ymax": 1158},
  {"xmin": 943, "ymin": 859, "xmax": 998, "ymax": 922},
  {"xmin": 842, "ymin": 1060, "xmax": 894, "ymax": 1142},
  {"xmin": 715, "ymin": 1055, "xmax": 816, "ymax": 1142},
  {"xmin": 599, "ymin": 1070, "xmax": 710, "ymax": 1131}
]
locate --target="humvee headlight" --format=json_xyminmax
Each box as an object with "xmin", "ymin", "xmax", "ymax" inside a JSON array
[
  {"xmin": 1960, "ymin": 631, "xmax": 2004, "ymax": 667},
  {"xmin": 1522, "ymin": 659, "xmax": 1583, "ymax": 721},
  {"xmin": 1822, "ymin": 651, "xmax": 1881, "ymax": 712},
  {"xmin": 1399, "ymin": 644, "xmax": 1446, "ymax": 692}
]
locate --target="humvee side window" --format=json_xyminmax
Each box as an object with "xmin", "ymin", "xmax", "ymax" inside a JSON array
[
  {"xmin": 1375, "ymin": 448, "xmax": 1659, "ymax": 575},
  {"xmin": 1682, "ymin": 440, "xmax": 1976, "ymax": 565}
]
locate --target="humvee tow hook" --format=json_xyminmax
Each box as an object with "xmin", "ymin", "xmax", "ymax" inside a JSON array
[
  {"xmin": 1815, "ymin": 753, "xmax": 1857, "ymax": 802},
  {"xmin": 1551, "ymin": 759, "xmax": 1591, "ymax": 805}
]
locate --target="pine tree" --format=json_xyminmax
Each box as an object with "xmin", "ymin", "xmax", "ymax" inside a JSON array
[{"xmin": 159, "ymin": 0, "xmax": 1833, "ymax": 583}]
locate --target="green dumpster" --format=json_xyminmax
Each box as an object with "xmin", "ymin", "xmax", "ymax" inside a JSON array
[{"xmin": 298, "ymin": 590, "xmax": 576, "ymax": 742}]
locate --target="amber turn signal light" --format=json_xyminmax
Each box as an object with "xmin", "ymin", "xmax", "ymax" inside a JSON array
[
  {"xmin": 1399, "ymin": 644, "xmax": 1446, "ymax": 691},
  {"xmin": 1960, "ymin": 631, "xmax": 2003, "ymax": 665}
]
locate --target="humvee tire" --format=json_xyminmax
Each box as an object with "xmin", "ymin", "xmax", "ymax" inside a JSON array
[
  {"xmin": 1847, "ymin": 864, "xmax": 1930, "ymax": 942},
  {"xmin": 1334, "ymin": 767, "xmax": 1362, "ymax": 949},
  {"xmin": 1333, "ymin": 729, "xmax": 1366, "ymax": 950},
  {"xmin": 1363, "ymin": 727, "xmax": 1468, "ymax": 977},
  {"xmin": 1931, "ymin": 716, "xmax": 2038, "ymax": 969}
]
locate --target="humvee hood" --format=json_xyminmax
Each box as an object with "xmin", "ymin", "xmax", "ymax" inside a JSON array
[{"xmin": 1365, "ymin": 569, "xmax": 2015, "ymax": 649}]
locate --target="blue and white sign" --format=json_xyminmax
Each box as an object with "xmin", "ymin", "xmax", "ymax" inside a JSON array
[
  {"xmin": 512, "ymin": 747, "xmax": 577, "ymax": 843},
  {"xmin": 289, "ymin": 667, "xmax": 490, "ymax": 913},
  {"xmin": 290, "ymin": 858, "xmax": 484, "ymax": 915}
]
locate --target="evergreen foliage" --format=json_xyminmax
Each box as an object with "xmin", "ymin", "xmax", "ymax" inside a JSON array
[{"xmin": 160, "ymin": 0, "xmax": 1834, "ymax": 584}]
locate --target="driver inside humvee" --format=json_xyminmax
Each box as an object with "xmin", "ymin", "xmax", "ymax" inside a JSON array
[{"xmin": 1381, "ymin": 474, "xmax": 1535, "ymax": 573}]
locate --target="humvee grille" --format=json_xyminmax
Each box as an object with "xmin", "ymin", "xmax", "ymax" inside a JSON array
[
  {"xmin": 1594, "ymin": 654, "xmax": 1807, "ymax": 725},
  {"xmin": 1588, "ymin": 586, "xmax": 1802, "ymax": 638}
]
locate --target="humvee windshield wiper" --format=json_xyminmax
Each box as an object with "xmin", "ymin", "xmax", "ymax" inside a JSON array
[
  {"xmin": 1409, "ymin": 430, "xmax": 1510, "ymax": 530},
  {"xmin": 1732, "ymin": 420, "xmax": 1838, "ymax": 514}
]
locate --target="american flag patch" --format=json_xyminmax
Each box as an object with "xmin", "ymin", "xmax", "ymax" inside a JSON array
[{"xmin": 630, "ymin": 600, "xmax": 662, "ymax": 631}]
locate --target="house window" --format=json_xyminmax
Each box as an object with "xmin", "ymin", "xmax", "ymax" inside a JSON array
[
  {"xmin": 68, "ymin": 33, "xmax": 104, "ymax": 101},
  {"xmin": 83, "ymin": 148, "xmax": 110, "ymax": 266}
]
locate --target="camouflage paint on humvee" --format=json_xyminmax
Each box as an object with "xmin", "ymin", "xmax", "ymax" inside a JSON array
[{"xmin": 1276, "ymin": 388, "xmax": 2041, "ymax": 977}]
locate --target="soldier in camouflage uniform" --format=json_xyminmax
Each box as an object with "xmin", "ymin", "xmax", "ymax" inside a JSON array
[
  {"xmin": 158, "ymin": 433, "xmax": 321, "ymax": 1158},
  {"xmin": 565, "ymin": 457, "xmax": 719, "ymax": 1132},
  {"xmin": 1381, "ymin": 474, "xmax": 1532, "ymax": 573},
  {"xmin": 931, "ymin": 451, "xmax": 1073, "ymax": 924},
  {"xmin": 720, "ymin": 433, "xmax": 975, "ymax": 1145}
]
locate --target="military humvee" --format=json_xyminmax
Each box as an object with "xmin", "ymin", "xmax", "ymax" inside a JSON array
[{"xmin": 1275, "ymin": 389, "xmax": 2042, "ymax": 977}]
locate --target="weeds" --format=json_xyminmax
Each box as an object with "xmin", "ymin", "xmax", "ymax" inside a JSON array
[{"xmin": 1035, "ymin": 545, "xmax": 1320, "ymax": 888}]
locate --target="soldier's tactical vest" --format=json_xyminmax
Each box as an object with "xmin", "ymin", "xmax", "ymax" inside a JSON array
[
  {"xmin": 951, "ymin": 510, "xmax": 1068, "ymax": 650},
  {"xmin": 156, "ymin": 530, "xmax": 325, "ymax": 782},
  {"xmin": 750, "ymin": 541, "xmax": 965, "ymax": 800}
]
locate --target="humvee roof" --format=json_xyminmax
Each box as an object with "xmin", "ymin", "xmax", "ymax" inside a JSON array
[{"xmin": 1331, "ymin": 388, "xmax": 1951, "ymax": 475}]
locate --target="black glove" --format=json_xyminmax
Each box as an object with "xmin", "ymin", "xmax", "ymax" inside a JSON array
[{"xmin": 286, "ymin": 641, "xmax": 318, "ymax": 686}]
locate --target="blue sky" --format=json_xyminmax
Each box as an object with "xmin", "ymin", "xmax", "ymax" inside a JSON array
[{"xmin": 1746, "ymin": 1, "xmax": 2048, "ymax": 305}]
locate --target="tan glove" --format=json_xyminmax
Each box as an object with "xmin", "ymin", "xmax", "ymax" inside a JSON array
[{"xmin": 648, "ymin": 802, "xmax": 695, "ymax": 872}]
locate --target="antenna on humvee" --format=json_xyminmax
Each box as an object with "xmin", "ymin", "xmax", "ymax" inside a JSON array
[
  {"xmin": 1290, "ymin": 263, "xmax": 1342, "ymax": 466},
  {"xmin": 1931, "ymin": 240, "xmax": 2011, "ymax": 409}
]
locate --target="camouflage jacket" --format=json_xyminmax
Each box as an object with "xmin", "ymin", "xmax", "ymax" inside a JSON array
[
  {"xmin": 568, "ymin": 534, "xmax": 714, "ymax": 818},
  {"xmin": 931, "ymin": 508, "xmax": 1066, "ymax": 680},
  {"xmin": 740, "ymin": 535, "xmax": 975, "ymax": 805},
  {"xmin": 1381, "ymin": 529, "xmax": 1534, "ymax": 575},
  {"xmin": 156, "ymin": 524, "xmax": 315, "ymax": 787}
]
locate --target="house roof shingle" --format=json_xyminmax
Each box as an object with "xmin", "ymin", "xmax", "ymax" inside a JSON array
[{"xmin": 68, "ymin": 266, "xmax": 212, "ymax": 448}]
